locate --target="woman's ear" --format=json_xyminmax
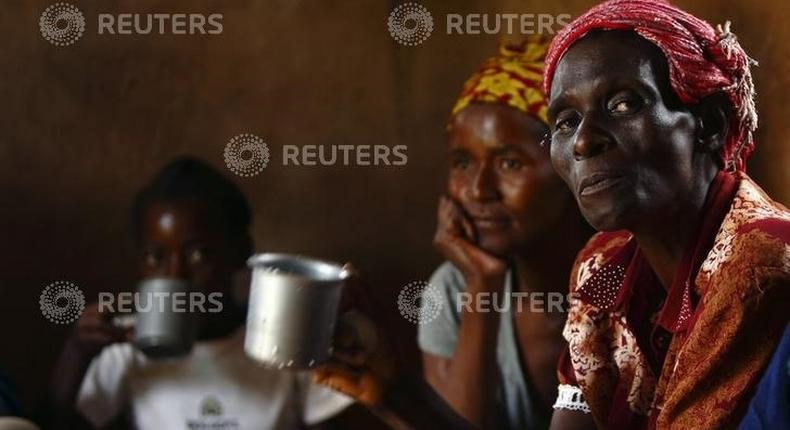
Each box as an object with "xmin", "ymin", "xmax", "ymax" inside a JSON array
[{"xmin": 693, "ymin": 93, "xmax": 730, "ymax": 153}]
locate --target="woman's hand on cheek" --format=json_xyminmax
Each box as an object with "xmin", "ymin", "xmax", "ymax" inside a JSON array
[{"xmin": 433, "ymin": 196, "xmax": 507, "ymax": 289}]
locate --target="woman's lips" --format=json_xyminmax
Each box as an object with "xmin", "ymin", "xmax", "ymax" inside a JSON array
[
  {"xmin": 578, "ymin": 172, "xmax": 627, "ymax": 197},
  {"xmin": 472, "ymin": 217, "xmax": 510, "ymax": 229}
]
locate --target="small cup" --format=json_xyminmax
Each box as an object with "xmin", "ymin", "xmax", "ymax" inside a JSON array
[
  {"xmin": 132, "ymin": 277, "xmax": 197, "ymax": 358},
  {"xmin": 244, "ymin": 253, "xmax": 351, "ymax": 369}
]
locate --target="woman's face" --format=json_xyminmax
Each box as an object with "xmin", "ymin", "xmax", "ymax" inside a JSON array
[
  {"xmin": 447, "ymin": 103, "xmax": 570, "ymax": 257},
  {"xmin": 548, "ymin": 31, "xmax": 705, "ymax": 232},
  {"xmin": 138, "ymin": 200, "xmax": 238, "ymax": 296}
]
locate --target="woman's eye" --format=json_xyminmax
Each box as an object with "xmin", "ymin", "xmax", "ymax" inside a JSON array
[
  {"xmin": 188, "ymin": 248, "xmax": 206, "ymax": 265},
  {"xmin": 499, "ymin": 157, "xmax": 523, "ymax": 170},
  {"xmin": 609, "ymin": 96, "xmax": 642, "ymax": 114},
  {"xmin": 451, "ymin": 156, "xmax": 470, "ymax": 169},
  {"xmin": 143, "ymin": 250, "xmax": 161, "ymax": 268},
  {"xmin": 612, "ymin": 101, "xmax": 630, "ymax": 113},
  {"xmin": 555, "ymin": 115, "xmax": 579, "ymax": 134}
]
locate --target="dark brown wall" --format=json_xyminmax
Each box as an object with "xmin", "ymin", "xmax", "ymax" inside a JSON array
[{"xmin": 1, "ymin": 0, "xmax": 787, "ymax": 416}]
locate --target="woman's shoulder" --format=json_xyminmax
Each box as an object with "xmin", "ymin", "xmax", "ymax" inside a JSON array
[
  {"xmin": 428, "ymin": 261, "xmax": 466, "ymax": 291},
  {"xmin": 702, "ymin": 176, "xmax": 790, "ymax": 275},
  {"xmin": 730, "ymin": 175, "xmax": 789, "ymax": 236},
  {"xmin": 697, "ymin": 177, "xmax": 790, "ymax": 294}
]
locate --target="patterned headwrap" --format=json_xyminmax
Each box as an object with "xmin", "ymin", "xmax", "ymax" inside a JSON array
[
  {"xmin": 451, "ymin": 34, "xmax": 551, "ymax": 125},
  {"xmin": 543, "ymin": 0, "xmax": 758, "ymax": 172}
]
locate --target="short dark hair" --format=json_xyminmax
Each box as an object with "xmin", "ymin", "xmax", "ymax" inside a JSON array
[{"xmin": 131, "ymin": 156, "xmax": 252, "ymax": 243}]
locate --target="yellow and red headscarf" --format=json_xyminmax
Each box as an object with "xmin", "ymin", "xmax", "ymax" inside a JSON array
[{"xmin": 451, "ymin": 35, "xmax": 551, "ymax": 126}]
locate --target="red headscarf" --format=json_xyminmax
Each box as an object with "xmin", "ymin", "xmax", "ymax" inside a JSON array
[{"xmin": 543, "ymin": 0, "xmax": 758, "ymax": 172}]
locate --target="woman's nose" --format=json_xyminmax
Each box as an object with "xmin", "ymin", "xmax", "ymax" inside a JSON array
[
  {"xmin": 164, "ymin": 253, "xmax": 188, "ymax": 280},
  {"xmin": 573, "ymin": 116, "xmax": 614, "ymax": 160},
  {"xmin": 470, "ymin": 163, "xmax": 499, "ymax": 202}
]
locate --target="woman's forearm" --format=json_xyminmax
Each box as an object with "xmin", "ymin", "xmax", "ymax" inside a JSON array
[
  {"xmin": 379, "ymin": 372, "xmax": 479, "ymax": 430},
  {"xmin": 431, "ymin": 279, "xmax": 503, "ymax": 429}
]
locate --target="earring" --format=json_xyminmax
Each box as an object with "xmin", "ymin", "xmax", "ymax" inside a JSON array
[{"xmin": 540, "ymin": 133, "xmax": 551, "ymax": 148}]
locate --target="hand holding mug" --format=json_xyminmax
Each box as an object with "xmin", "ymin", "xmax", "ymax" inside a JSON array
[{"xmin": 312, "ymin": 309, "xmax": 396, "ymax": 407}]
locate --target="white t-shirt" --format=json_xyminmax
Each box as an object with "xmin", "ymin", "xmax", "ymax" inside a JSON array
[{"xmin": 76, "ymin": 328, "xmax": 354, "ymax": 430}]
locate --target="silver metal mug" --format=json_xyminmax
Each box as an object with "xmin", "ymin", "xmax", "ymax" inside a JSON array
[
  {"xmin": 132, "ymin": 277, "xmax": 197, "ymax": 358},
  {"xmin": 244, "ymin": 253, "xmax": 351, "ymax": 369}
]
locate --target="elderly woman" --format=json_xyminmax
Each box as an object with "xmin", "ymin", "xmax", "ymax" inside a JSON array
[
  {"xmin": 544, "ymin": 1, "xmax": 789, "ymax": 429},
  {"xmin": 316, "ymin": 1, "xmax": 789, "ymax": 429}
]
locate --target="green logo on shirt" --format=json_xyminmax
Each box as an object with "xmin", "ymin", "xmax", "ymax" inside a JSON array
[{"xmin": 200, "ymin": 396, "xmax": 223, "ymax": 417}]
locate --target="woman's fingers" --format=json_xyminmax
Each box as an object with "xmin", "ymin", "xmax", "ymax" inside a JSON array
[
  {"xmin": 460, "ymin": 213, "xmax": 476, "ymax": 243},
  {"xmin": 312, "ymin": 308, "xmax": 396, "ymax": 407},
  {"xmin": 435, "ymin": 198, "xmax": 473, "ymax": 261},
  {"xmin": 313, "ymin": 362, "xmax": 385, "ymax": 407},
  {"xmin": 434, "ymin": 196, "xmax": 508, "ymax": 285},
  {"xmin": 313, "ymin": 362, "xmax": 363, "ymax": 396},
  {"xmin": 445, "ymin": 196, "xmax": 477, "ymax": 241},
  {"xmin": 437, "ymin": 196, "xmax": 461, "ymax": 236},
  {"xmin": 436, "ymin": 196, "xmax": 480, "ymax": 249}
]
